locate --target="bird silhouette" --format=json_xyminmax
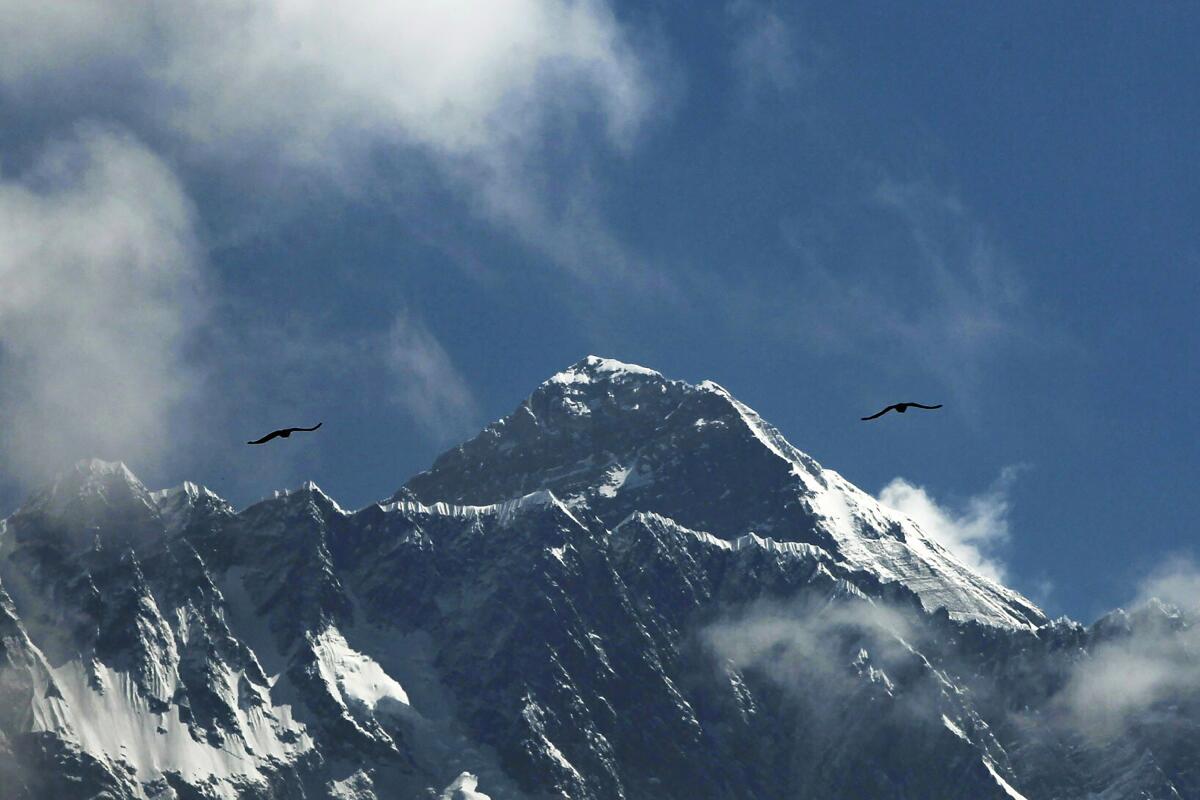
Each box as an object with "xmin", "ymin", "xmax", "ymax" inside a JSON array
[
  {"xmin": 246, "ymin": 422, "xmax": 322, "ymax": 444},
  {"xmin": 861, "ymin": 403, "xmax": 942, "ymax": 421}
]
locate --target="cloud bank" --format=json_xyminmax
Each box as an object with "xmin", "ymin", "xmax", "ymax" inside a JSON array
[
  {"xmin": 0, "ymin": 0, "xmax": 660, "ymax": 283},
  {"xmin": 0, "ymin": 125, "xmax": 204, "ymax": 485},
  {"xmin": 1, "ymin": 1, "xmax": 650, "ymax": 155}
]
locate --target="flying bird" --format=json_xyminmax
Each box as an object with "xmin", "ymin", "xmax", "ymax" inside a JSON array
[
  {"xmin": 860, "ymin": 403, "xmax": 942, "ymax": 421},
  {"xmin": 246, "ymin": 422, "xmax": 323, "ymax": 445}
]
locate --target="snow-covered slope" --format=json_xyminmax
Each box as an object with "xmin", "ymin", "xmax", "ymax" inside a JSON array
[{"xmin": 1, "ymin": 357, "xmax": 1196, "ymax": 799}]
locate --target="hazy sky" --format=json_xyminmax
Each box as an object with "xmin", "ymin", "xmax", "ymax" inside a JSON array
[{"xmin": 1, "ymin": 2, "xmax": 1196, "ymax": 622}]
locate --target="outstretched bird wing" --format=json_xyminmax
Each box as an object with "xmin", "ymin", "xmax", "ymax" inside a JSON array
[
  {"xmin": 907, "ymin": 403, "xmax": 943, "ymax": 410},
  {"xmin": 247, "ymin": 429, "xmax": 284, "ymax": 445},
  {"xmin": 248, "ymin": 422, "xmax": 321, "ymax": 444},
  {"xmin": 861, "ymin": 405, "xmax": 897, "ymax": 421}
]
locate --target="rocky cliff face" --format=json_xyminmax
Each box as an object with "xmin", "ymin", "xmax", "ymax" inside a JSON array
[{"xmin": 0, "ymin": 358, "xmax": 1195, "ymax": 799}]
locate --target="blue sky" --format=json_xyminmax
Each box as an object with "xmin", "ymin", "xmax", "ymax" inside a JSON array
[{"xmin": 0, "ymin": 2, "xmax": 1195, "ymax": 621}]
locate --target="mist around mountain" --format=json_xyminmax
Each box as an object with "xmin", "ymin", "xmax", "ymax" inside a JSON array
[{"xmin": 1, "ymin": 358, "xmax": 1197, "ymax": 799}]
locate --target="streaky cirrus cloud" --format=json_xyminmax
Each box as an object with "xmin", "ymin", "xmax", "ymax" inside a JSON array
[
  {"xmin": 726, "ymin": 0, "xmax": 804, "ymax": 98},
  {"xmin": 0, "ymin": 124, "xmax": 205, "ymax": 486},
  {"xmin": 877, "ymin": 466, "xmax": 1022, "ymax": 584},
  {"xmin": 872, "ymin": 180, "xmax": 1026, "ymax": 352},
  {"xmin": 385, "ymin": 313, "xmax": 481, "ymax": 444},
  {"xmin": 763, "ymin": 178, "xmax": 1043, "ymax": 404}
]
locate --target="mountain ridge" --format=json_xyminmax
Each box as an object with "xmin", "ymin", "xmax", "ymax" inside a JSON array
[{"xmin": 1, "ymin": 357, "xmax": 1196, "ymax": 799}]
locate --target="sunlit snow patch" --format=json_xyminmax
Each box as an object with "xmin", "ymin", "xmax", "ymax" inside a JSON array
[
  {"xmin": 597, "ymin": 461, "xmax": 654, "ymax": 498},
  {"xmin": 312, "ymin": 627, "xmax": 411, "ymax": 718},
  {"xmin": 440, "ymin": 771, "xmax": 493, "ymax": 800}
]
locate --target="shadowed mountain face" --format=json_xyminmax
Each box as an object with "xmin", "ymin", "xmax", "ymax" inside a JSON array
[{"xmin": 0, "ymin": 358, "xmax": 1197, "ymax": 799}]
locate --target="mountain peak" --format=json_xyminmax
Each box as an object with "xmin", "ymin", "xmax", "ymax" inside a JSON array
[
  {"xmin": 17, "ymin": 458, "xmax": 148, "ymax": 516},
  {"xmin": 298, "ymin": 480, "xmax": 348, "ymax": 514},
  {"xmin": 257, "ymin": 480, "xmax": 348, "ymax": 516},
  {"xmin": 71, "ymin": 457, "xmax": 142, "ymax": 485},
  {"xmin": 545, "ymin": 355, "xmax": 665, "ymax": 387},
  {"xmin": 405, "ymin": 356, "xmax": 818, "ymax": 513},
  {"xmin": 402, "ymin": 357, "xmax": 1045, "ymax": 629}
]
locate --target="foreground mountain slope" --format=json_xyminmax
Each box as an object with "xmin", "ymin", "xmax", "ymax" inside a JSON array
[{"xmin": 0, "ymin": 358, "xmax": 1195, "ymax": 799}]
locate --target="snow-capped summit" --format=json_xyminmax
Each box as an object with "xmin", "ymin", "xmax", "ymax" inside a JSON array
[
  {"xmin": 404, "ymin": 358, "xmax": 1043, "ymax": 629},
  {"xmin": 402, "ymin": 355, "xmax": 800, "ymax": 509},
  {"xmin": 148, "ymin": 480, "xmax": 221, "ymax": 505},
  {"xmin": 545, "ymin": 354, "xmax": 665, "ymax": 385},
  {"xmin": 150, "ymin": 480, "xmax": 233, "ymax": 535},
  {"xmin": 260, "ymin": 480, "xmax": 349, "ymax": 516}
]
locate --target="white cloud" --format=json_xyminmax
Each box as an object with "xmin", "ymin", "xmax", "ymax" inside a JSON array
[
  {"xmin": 0, "ymin": 0, "xmax": 661, "ymax": 284},
  {"xmin": 702, "ymin": 596, "xmax": 934, "ymax": 730},
  {"xmin": 385, "ymin": 313, "xmax": 480, "ymax": 443},
  {"xmin": 2, "ymin": 1, "xmax": 650, "ymax": 155},
  {"xmin": 878, "ymin": 467, "xmax": 1021, "ymax": 583},
  {"xmin": 1054, "ymin": 638, "xmax": 1188, "ymax": 741},
  {"xmin": 0, "ymin": 125, "xmax": 204, "ymax": 485},
  {"xmin": 141, "ymin": 0, "xmax": 655, "ymax": 206}
]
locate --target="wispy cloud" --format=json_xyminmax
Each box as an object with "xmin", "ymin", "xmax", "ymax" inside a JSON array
[
  {"xmin": 726, "ymin": 1, "xmax": 804, "ymax": 98},
  {"xmin": 703, "ymin": 593, "xmax": 1036, "ymax": 794},
  {"xmin": 1133, "ymin": 555, "xmax": 1200, "ymax": 611},
  {"xmin": 872, "ymin": 180, "xmax": 1026, "ymax": 356},
  {"xmin": 705, "ymin": 597, "xmax": 917, "ymax": 697},
  {"xmin": 0, "ymin": 125, "xmax": 205, "ymax": 485},
  {"xmin": 385, "ymin": 313, "xmax": 480, "ymax": 444},
  {"xmin": 877, "ymin": 467, "xmax": 1022, "ymax": 583},
  {"xmin": 1048, "ymin": 555, "xmax": 1200, "ymax": 741},
  {"xmin": 767, "ymin": 179, "xmax": 1036, "ymax": 401}
]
